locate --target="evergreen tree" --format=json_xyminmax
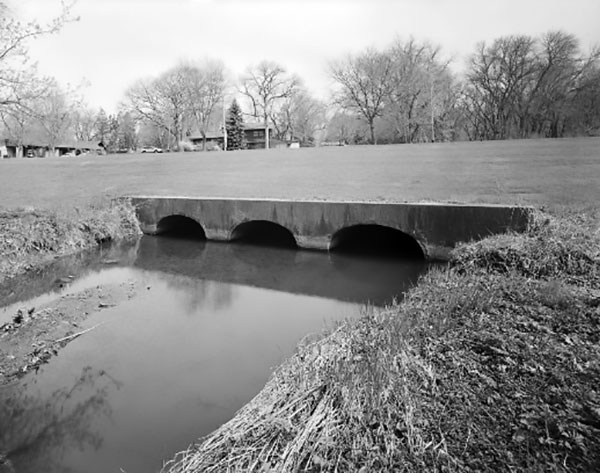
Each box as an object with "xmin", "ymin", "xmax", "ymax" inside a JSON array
[
  {"xmin": 225, "ymin": 99, "xmax": 246, "ymax": 150},
  {"xmin": 117, "ymin": 111, "xmax": 137, "ymax": 151},
  {"xmin": 95, "ymin": 108, "xmax": 110, "ymax": 144}
]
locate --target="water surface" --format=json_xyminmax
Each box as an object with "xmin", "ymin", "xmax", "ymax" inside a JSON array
[{"xmin": 0, "ymin": 236, "xmax": 429, "ymax": 473}]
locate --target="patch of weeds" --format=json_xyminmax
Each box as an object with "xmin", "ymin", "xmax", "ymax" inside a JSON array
[
  {"xmin": 452, "ymin": 210, "xmax": 600, "ymax": 287},
  {"xmin": 0, "ymin": 199, "xmax": 140, "ymax": 283},
  {"xmin": 536, "ymin": 279, "xmax": 574, "ymax": 310}
]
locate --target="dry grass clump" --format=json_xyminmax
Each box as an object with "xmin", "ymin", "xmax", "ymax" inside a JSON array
[
  {"xmin": 452, "ymin": 210, "xmax": 600, "ymax": 286},
  {"xmin": 163, "ymin": 312, "xmax": 439, "ymax": 473},
  {"xmin": 0, "ymin": 199, "xmax": 140, "ymax": 283},
  {"xmin": 403, "ymin": 270, "xmax": 600, "ymax": 471},
  {"xmin": 162, "ymin": 209, "xmax": 600, "ymax": 472}
]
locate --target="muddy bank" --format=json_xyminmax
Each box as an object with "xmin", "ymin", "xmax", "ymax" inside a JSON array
[
  {"xmin": 0, "ymin": 281, "xmax": 139, "ymax": 385},
  {"xmin": 0, "ymin": 201, "xmax": 141, "ymax": 386}
]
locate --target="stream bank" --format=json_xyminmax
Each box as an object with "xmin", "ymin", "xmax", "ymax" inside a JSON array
[
  {"xmin": 0, "ymin": 200, "xmax": 140, "ymax": 385},
  {"xmin": 162, "ymin": 210, "xmax": 600, "ymax": 473}
]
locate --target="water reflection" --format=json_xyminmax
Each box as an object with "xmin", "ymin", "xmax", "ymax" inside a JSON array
[
  {"xmin": 0, "ymin": 367, "xmax": 121, "ymax": 473},
  {"xmin": 0, "ymin": 241, "xmax": 139, "ymax": 324},
  {"xmin": 147, "ymin": 273, "xmax": 237, "ymax": 314},
  {"xmin": 135, "ymin": 236, "xmax": 429, "ymax": 306}
]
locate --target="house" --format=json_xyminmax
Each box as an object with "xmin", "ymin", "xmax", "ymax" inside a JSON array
[
  {"xmin": 188, "ymin": 131, "xmax": 225, "ymax": 151},
  {"xmin": 188, "ymin": 123, "xmax": 277, "ymax": 151},
  {"xmin": 2, "ymin": 139, "xmax": 48, "ymax": 158},
  {"xmin": 55, "ymin": 141, "xmax": 106, "ymax": 156},
  {"xmin": 1, "ymin": 139, "xmax": 105, "ymax": 158},
  {"xmin": 242, "ymin": 123, "xmax": 290, "ymax": 149}
]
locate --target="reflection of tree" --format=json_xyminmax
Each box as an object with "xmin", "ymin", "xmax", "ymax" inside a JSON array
[
  {"xmin": 0, "ymin": 366, "xmax": 121, "ymax": 473},
  {"xmin": 160, "ymin": 274, "xmax": 236, "ymax": 314}
]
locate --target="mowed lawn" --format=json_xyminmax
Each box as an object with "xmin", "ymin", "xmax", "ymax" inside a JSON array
[{"xmin": 0, "ymin": 137, "xmax": 599, "ymax": 212}]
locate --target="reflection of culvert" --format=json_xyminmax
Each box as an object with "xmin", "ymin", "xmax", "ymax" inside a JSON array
[
  {"xmin": 230, "ymin": 221, "xmax": 297, "ymax": 248},
  {"xmin": 330, "ymin": 224, "xmax": 425, "ymax": 259},
  {"xmin": 156, "ymin": 215, "xmax": 206, "ymax": 240},
  {"xmin": 230, "ymin": 242, "xmax": 298, "ymax": 269}
]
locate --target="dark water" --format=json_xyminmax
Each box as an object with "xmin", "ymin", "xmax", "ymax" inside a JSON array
[{"xmin": 0, "ymin": 237, "xmax": 429, "ymax": 473}]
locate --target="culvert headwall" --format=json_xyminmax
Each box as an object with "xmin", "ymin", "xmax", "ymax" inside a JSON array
[{"xmin": 131, "ymin": 196, "xmax": 532, "ymax": 261}]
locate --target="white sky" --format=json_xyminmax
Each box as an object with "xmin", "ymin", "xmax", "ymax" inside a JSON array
[{"xmin": 11, "ymin": 0, "xmax": 600, "ymax": 113}]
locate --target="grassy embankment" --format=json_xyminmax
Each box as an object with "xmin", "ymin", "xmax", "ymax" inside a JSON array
[
  {"xmin": 0, "ymin": 199, "xmax": 141, "ymax": 285},
  {"xmin": 163, "ymin": 210, "xmax": 600, "ymax": 473}
]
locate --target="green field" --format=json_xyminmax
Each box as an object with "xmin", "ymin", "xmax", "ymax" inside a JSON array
[{"xmin": 1, "ymin": 137, "xmax": 599, "ymax": 212}]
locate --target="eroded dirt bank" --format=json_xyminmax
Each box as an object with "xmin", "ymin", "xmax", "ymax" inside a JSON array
[
  {"xmin": 0, "ymin": 201, "xmax": 141, "ymax": 386},
  {"xmin": 0, "ymin": 281, "xmax": 139, "ymax": 385}
]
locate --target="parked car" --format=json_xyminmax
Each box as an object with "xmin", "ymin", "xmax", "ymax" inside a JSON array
[{"xmin": 140, "ymin": 146, "xmax": 163, "ymax": 153}]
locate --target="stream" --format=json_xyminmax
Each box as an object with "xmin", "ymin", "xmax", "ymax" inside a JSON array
[{"xmin": 0, "ymin": 235, "xmax": 429, "ymax": 473}]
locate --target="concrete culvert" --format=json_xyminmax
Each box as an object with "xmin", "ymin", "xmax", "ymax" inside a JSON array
[
  {"xmin": 231, "ymin": 220, "xmax": 297, "ymax": 248},
  {"xmin": 156, "ymin": 215, "xmax": 206, "ymax": 239},
  {"xmin": 330, "ymin": 224, "xmax": 425, "ymax": 259}
]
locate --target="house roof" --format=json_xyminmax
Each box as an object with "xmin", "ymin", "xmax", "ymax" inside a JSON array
[
  {"xmin": 3, "ymin": 138, "xmax": 48, "ymax": 148},
  {"xmin": 56, "ymin": 141, "xmax": 104, "ymax": 150},
  {"xmin": 188, "ymin": 131, "xmax": 224, "ymax": 141},
  {"xmin": 188, "ymin": 123, "xmax": 274, "ymax": 141},
  {"xmin": 2, "ymin": 139, "xmax": 104, "ymax": 150},
  {"xmin": 244, "ymin": 123, "xmax": 273, "ymax": 131}
]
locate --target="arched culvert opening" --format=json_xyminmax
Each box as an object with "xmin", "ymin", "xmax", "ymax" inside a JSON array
[
  {"xmin": 329, "ymin": 224, "xmax": 425, "ymax": 259},
  {"xmin": 156, "ymin": 215, "xmax": 206, "ymax": 240},
  {"xmin": 230, "ymin": 220, "xmax": 297, "ymax": 248}
]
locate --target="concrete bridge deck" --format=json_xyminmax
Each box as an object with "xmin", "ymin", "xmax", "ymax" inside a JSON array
[{"xmin": 131, "ymin": 196, "xmax": 532, "ymax": 260}]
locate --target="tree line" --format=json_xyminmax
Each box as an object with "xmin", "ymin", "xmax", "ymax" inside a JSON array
[
  {"xmin": 331, "ymin": 33, "xmax": 600, "ymax": 144},
  {"xmin": 1, "ymin": 1, "xmax": 599, "ymax": 153}
]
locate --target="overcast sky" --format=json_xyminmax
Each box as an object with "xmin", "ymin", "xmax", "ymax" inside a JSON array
[{"xmin": 12, "ymin": 0, "xmax": 600, "ymax": 112}]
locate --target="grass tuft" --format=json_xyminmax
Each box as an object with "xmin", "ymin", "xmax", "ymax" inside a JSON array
[{"xmin": 452, "ymin": 210, "xmax": 600, "ymax": 286}]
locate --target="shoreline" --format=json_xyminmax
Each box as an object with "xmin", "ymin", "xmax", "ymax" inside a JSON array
[
  {"xmin": 162, "ymin": 209, "xmax": 600, "ymax": 472},
  {"xmin": 0, "ymin": 200, "xmax": 141, "ymax": 385}
]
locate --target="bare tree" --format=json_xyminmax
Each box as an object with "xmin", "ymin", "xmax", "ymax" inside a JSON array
[
  {"xmin": 0, "ymin": 1, "xmax": 76, "ymax": 110},
  {"xmin": 569, "ymin": 63, "xmax": 600, "ymax": 136},
  {"xmin": 180, "ymin": 60, "xmax": 226, "ymax": 150},
  {"xmin": 34, "ymin": 80, "xmax": 80, "ymax": 152},
  {"xmin": 325, "ymin": 109, "xmax": 364, "ymax": 145},
  {"xmin": 386, "ymin": 39, "xmax": 457, "ymax": 143},
  {"xmin": 240, "ymin": 61, "xmax": 301, "ymax": 148},
  {"xmin": 528, "ymin": 31, "xmax": 600, "ymax": 137},
  {"xmin": 125, "ymin": 61, "xmax": 226, "ymax": 151},
  {"xmin": 272, "ymin": 89, "xmax": 327, "ymax": 145},
  {"xmin": 465, "ymin": 35, "xmax": 539, "ymax": 140},
  {"xmin": 72, "ymin": 106, "xmax": 99, "ymax": 141},
  {"xmin": 330, "ymin": 48, "xmax": 393, "ymax": 144},
  {"xmin": 125, "ymin": 69, "xmax": 187, "ymax": 150},
  {"xmin": 464, "ymin": 32, "xmax": 600, "ymax": 140},
  {"xmin": 0, "ymin": 90, "xmax": 39, "ymax": 149}
]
